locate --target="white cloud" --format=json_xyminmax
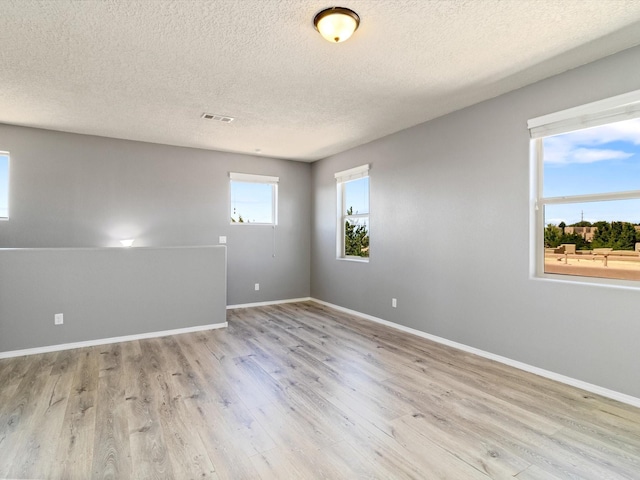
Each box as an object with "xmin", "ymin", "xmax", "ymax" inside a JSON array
[
  {"xmin": 564, "ymin": 118, "xmax": 640, "ymax": 146},
  {"xmin": 546, "ymin": 147, "xmax": 633, "ymax": 165},
  {"xmin": 543, "ymin": 117, "xmax": 640, "ymax": 165},
  {"xmin": 545, "ymin": 218, "xmax": 566, "ymax": 226}
]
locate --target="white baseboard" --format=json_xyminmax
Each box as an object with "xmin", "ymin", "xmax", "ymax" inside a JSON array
[
  {"xmin": 310, "ymin": 298, "xmax": 640, "ymax": 409},
  {"xmin": 0, "ymin": 322, "xmax": 228, "ymax": 360},
  {"xmin": 227, "ymin": 297, "xmax": 312, "ymax": 310}
]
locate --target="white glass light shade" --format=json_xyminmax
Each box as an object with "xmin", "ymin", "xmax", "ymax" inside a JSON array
[
  {"xmin": 120, "ymin": 238, "xmax": 135, "ymax": 247},
  {"xmin": 314, "ymin": 7, "xmax": 360, "ymax": 43}
]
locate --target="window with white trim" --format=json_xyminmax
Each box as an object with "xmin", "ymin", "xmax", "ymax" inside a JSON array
[
  {"xmin": 336, "ymin": 164, "xmax": 369, "ymax": 260},
  {"xmin": 229, "ymin": 172, "xmax": 278, "ymax": 225},
  {"xmin": 0, "ymin": 152, "xmax": 8, "ymax": 220},
  {"xmin": 529, "ymin": 90, "xmax": 640, "ymax": 283}
]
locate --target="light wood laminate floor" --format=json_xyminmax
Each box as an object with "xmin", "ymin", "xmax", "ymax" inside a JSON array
[{"xmin": 1, "ymin": 301, "xmax": 639, "ymax": 479}]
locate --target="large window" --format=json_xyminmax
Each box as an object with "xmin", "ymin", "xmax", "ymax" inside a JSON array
[
  {"xmin": 336, "ymin": 164, "xmax": 369, "ymax": 260},
  {"xmin": 229, "ymin": 172, "xmax": 278, "ymax": 225},
  {"xmin": 529, "ymin": 90, "xmax": 640, "ymax": 284},
  {"xmin": 0, "ymin": 152, "xmax": 8, "ymax": 220}
]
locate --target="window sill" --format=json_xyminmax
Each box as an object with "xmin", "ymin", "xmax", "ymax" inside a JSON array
[
  {"xmin": 531, "ymin": 272, "xmax": 640, "ymax": 292},
  {"xmin": 230, "ymin": 223, "xmax": 276, "ymax": 226},
  {"xmin": 337, "ymin": 256, "xmax": 369, "ymax": 263}
]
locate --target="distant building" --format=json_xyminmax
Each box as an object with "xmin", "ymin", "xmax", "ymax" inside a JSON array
[
  {"xmin": 563, "ymin": 225, "xmax": 640, "ymax": 242},
  {"xmin": 564, "ymin": 226, "xmax": 597, "ymax": 241}
]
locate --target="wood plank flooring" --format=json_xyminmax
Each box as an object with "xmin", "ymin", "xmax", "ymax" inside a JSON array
[{"xmin": 1, "ymin": 301, "xmax": 639, "ymax": 479}]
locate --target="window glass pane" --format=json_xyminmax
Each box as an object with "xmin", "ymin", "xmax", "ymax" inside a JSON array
[
  {"xmin": 344, "ymin": 177, "xmax": 369, "ymax": 215},
  {"xmin": 543, "ymin": 117, "xmax": 640, "ymax": 197},
  {"xmin": 344, "ymin": 216, "xmax": 369, "ymax": 257},
  {"xmin": 230, "ymin": 181, "xmax": 274, "ymax": 224},
  {"xmin": 0, "ymin": 153, "xmax": 8, "ymax": 219},
  {"xmin": 543, "ymin": 200, "xmax": 640, "ymax": 280}
]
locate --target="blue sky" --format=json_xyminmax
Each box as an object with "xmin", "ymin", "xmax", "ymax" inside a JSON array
[
  {"xmin": 230, "ymin": 181, "xmax": 274, "ymax": 223},
  {"xmin": 0, "ymin": 154, "xmax": 8, "ymax": 218},
  {"xmin": 543, "ymin": 117, "xmax": 640, "ymax": 225},
  {"xmin": 344, "ymin": 177, "xmax": 369, "ymax": 215}
]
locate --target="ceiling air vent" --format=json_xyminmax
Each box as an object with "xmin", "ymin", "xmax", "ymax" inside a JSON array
[{"xmin": 201, "ymin": 113, "xmax": 235, "ymax": 123}]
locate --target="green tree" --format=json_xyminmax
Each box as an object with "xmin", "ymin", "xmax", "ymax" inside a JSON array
[
  {"xmin": 558, "ymin": 221, "xmax": 566, "ymax": 234},
  {"xmin": 569, "ymin": 221, "xmax": 592, "ymax": 227},
  {"xmin": 545, "ymin": 224, "xmax": 591, "ymax": 250},
  {"xmin": 559, "ymin": 232, "xmax": 590, "ymax": 250},
  {"xmin": 544, "ymin": 224, "xmax": 562, "ymax": 248},
  {"xmin": 616, "ymin": 222, "xmax": 637, "ymax": 250},
  {"xmin": 344, "ymin": 206, "xmax": 369, "ymax": 257},
  {"xmin": 591, "ymin": 221, "xmax": 637, "ymax": 250}
]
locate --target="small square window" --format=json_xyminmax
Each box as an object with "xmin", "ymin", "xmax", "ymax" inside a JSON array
[
  {"xmin": 229, "ymin": 172, "xmax": 278, "ymax": 225},
  {"xmin": 0, "ymin": 152, "xmax": 9, "ymax": 220},
  {"xmin": 336, "ymin": 165, "xmax": 369, "ymax": 260}
]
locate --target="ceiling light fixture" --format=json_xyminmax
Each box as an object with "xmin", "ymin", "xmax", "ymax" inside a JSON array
[{"xmin": 314, "ymin": 7, "xmax": 360, "ymax": 43}]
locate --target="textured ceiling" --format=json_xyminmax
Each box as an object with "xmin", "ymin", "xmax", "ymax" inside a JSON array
[{"xmin": 1, "ymin": 1, "xmax": 640, "ymax": 162}]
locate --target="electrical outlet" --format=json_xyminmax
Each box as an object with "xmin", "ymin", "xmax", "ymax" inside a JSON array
[
  {"xmin": 219, "ymin": 236, "xmax": 227, "ymax": 244},
  {"xmin": 54, "ymin": 313, "xmax": 64, "ymax": 325},
  {"xmin": 392, "ymin": 298, "xmax": 397, "ymax": 308},
  {"xmin": 255, "ymin": 283, "xmax": 260, "ymax": 291}
]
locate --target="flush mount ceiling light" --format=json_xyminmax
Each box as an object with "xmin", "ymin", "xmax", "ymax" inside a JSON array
[{"xmin": 314, "ymin": 7, "xmax": 360, "ymax": 43}]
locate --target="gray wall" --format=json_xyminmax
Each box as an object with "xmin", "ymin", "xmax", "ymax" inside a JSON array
[
  {"xmin": 311, "ymin": 45, "xmax": 640, "ymax": 398},
  {"xmin": 0, "ymin": 125, "xmax": 311, "ymax": 305},
  {"xmin": 0, "ymin": 246, "xmax": 226, "ymax": 352},
  {"xmin": 2, "ymin": 44, "xmax": 639, "ymax": 398}
]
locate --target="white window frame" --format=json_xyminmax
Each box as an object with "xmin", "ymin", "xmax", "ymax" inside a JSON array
[
  {"xmin": 335, "ymin": 164, "xmax": 370, "ymax": 262},
  {"xmin": 528, "ymin": 89, "xmax": 640, "ymax": 287},
  {"xmin": 0, "ymin": 151, "xmax": 9, "ymax": 221},
  {"xmin": 229, "ymin": 172, "xmax": 279, "ymax": 225}
]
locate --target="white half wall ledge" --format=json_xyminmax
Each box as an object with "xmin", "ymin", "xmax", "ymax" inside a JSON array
[
  {"xmin": 0, "ymin": 246, "xmax": 228, "ymax": 354},
  {"xmin": 309, "ymin": 298, "xmax": 640, "ymax": 410},
  {"xmin": 227, "ymin": 297, "xmax": 312, "ymax": 309},
  {"xmin": 0, "ymin": 322, "xmax": 227, "ymax": 360}
]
